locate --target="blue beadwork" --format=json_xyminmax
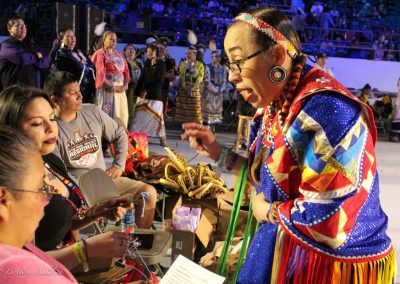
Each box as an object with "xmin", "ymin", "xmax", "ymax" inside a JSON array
[
  {"xmin": 302, "ymin": 93, "xmax": 361, "ymax": 146},
  {"xmin": 238, "ymin": 68, "xmax": 392, "ymax": 283}
]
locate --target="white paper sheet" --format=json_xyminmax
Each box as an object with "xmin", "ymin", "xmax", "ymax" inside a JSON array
[{"xmin": 160, "ymin": 255, "xmax": 225, "ymax": 284}]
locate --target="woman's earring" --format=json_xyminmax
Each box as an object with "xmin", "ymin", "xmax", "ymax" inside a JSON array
[{"xmin": 268, "ymin": 66, "xmax": 287, "ymax": 84}]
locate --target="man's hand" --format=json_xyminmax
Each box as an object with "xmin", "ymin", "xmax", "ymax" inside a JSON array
[
  {"xmin": 106, "ymin": 166, "xmax": 123, "ymax": 179},
  {"xmin": 91, "ymin": 197, "xmax": 133, "ymax": 221}
]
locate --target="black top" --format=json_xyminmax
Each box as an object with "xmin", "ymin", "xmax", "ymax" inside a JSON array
[
  {"xmin": 35, "ymin": 153, "xmax": 82, "ymax": 251},
  {"xmin": 161, "ymin": 57, "xmax": 176, "ymax": 92},
  {"xmin": 135, "ymin": 59, "xmax": 166, "ymax": 101}
]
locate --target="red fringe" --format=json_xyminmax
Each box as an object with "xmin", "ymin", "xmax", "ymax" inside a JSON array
[{"xmin": 271, "ymin": 227, "xmax": 395, "ymax": 284}]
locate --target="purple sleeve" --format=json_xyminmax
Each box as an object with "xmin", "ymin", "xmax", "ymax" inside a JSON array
[
  {"xmin": 0, "ymin": 40, "xmax": 24, "ymax": 65},
  {"xmin": 0, "ymin": 40, "xmax": 49, "ymax": 69},
  {"xmin": 34, "ymin": 48, "xmax": 51, "ymax": 69}
]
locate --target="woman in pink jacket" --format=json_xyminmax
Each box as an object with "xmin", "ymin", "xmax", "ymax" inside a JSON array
[
  {"xmin": 0, "ymin": 127, "xmax": 77, "ymax": 284},
  {"xmin": 92, "ymin": 31, "xmax": 130, "ymax": 128}
]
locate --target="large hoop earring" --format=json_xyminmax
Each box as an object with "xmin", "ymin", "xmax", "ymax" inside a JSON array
[{"xmin": 268, "ymin": 66, "xmax": 287, "ymax": 84}]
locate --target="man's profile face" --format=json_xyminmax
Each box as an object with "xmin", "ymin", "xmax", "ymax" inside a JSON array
[{"xmin": 59, "ymin": 82, "xmax": 83, "ymax": 113}]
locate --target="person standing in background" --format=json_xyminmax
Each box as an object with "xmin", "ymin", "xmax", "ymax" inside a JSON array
[
  {"xmin": 175, "ymin": 46, "xmax": 204, "ymax": 124},
  {"xmin": 0, "ymin": 16, "xmax": 50, "ymax": 90},
  {"xmin": 130, "ymin": 44, "xmax": 167, "ymax": 146},
  {"xmin": 124, "ymin": 44, "xmax": 143, "ymax": 123},
  {"xmin": 91, "ymin": 31, "xmax": 130, "ymax": 128},
  {"xmin": 389, "ymin": 78, "xmax": 400, "ymax": 141},
  {"xmin": 157, "ymin": 39, "xmax": 176, "ymax": 119},
  {"xmin": 202, "ymin": 51, "xmax": 227, "ymax": 131},
  {"xmin": 315, "ymin": 53, "xmax": 334, "ymax": 77},
  {"xmin": 54, "ymin": 29, "xmax": 96, "ymax": 104}
]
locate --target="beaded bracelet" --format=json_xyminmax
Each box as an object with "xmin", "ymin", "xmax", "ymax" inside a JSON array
[
  {"xmin": 266, "ymin": 203, "xmax": 274, "ymax": 224},
  {"xmin": 272, "ymin": 201, "xmax": 283, "ymax": 220},
  {"xmin": 216, "ymin": 145, "xmax": 230, "ymax": 168}
]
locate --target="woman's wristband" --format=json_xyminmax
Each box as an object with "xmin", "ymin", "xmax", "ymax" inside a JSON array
[
  {"xmin": 266, "ymin": 203, "xmax": 274, "ymax": 223},
  {"xmin": 73, "ymin": 241, "xmax": 89, "ymax": 271},
  {"xmin": 81, "ymin": 239, "xmax": 90, "ymax": 260},
  {"xmin": 267, "ymin": 201, "xmax": 283, "ymax": 224},
  {"xmin": 272, "ymin": 201, "xmax": 283, "ymax": 220},
  {"xmin": 216, "ymin": 145, "xmax": 230, "ymax": 168},
  {"xmin": 80, "ymin": 240, "xmax": 90, "ymax": 272}
]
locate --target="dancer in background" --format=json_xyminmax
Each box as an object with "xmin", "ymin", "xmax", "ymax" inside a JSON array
[
  {"xmin": 389, "ymin": 77, "xmax": 400, "ymax": 141},
  {"xmin": 175, "ymin": 46, "xmax": 204, "ymax": 124},
  {"xmin": 202, "ymin": 51, "xmax": 227, "ymax": 131},
  {"xmin": 92, "ymin": 31, "xmax": 130, "ymax": 128},
  {"xmin": 129, "ymin": 43, "xmax": 167, "ymax": 146},
  {"xmin": 124, "ymin": 44, "xmax": 143, "ymax": 123}
]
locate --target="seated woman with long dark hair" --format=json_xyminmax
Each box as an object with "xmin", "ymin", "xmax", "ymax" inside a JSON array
[{"xmin": 0, "ymin": 86, "xmax": 133, "ymax": 269}]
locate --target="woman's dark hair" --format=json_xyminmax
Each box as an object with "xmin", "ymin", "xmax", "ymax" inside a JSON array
[
  {"xmin": 146, "ymin": 43, "xmax": 159, "ymax": 57},
  {"xmin": 0, "ymin": 85, "xmax": 54, "ymax": 129},
  {"xmin": 0, "ymin": 125, "xmax": 37, "ymax": 195},
  {"xmin": 230, "ymin": 8, "xmax": 303, "ymax": 62},
  {"xmin": 124, "ymin": 44, "xmax": 136, "ymax": 53},
  {"xmin": 91, "ymin": 35, "xmax": 102, "ymax": 53},
  {"xmin": 6, "ymin": 16, "xmax": 24, "ymax": 33},
  {"xmin": 231, "ymin": 8, "xmax": 307, "ymax": 185},
  {"xmin": 44, "ymin": 71, "xmax": 80, "ymax": 99}
]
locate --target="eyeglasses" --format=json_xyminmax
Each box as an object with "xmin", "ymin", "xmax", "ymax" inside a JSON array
[
  {"xmin": 13, "ymin": 24, "xmax": 27, "ymax": 29},
  {"xmin": 227, "ymin": 47, "xmax": 271, "ymax": 75},
  {"xmin": 8, "ymin": 182, "xmax": 55, "ymax": 200}
]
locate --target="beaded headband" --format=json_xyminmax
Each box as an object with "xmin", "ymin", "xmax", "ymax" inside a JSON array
[{"xmin": 234, "ymin": 13, "xmax": 299, "ymax": 59}]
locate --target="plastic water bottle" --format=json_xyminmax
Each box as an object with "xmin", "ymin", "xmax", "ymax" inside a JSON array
[{"xmin": 121, "ymin": 208, "xmax": 135, "ymax": 231}]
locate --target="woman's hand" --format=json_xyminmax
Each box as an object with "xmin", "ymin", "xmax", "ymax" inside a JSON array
[
  {"xmin": 252, "ymin": 192, "xmax": 271, "ymax": 223},
  {"xmin": 181, "ymin": 122, "xmax": 222, "ymax": 161},
  {"xmin": 103, "ymin": 79, "xmax": 114, "ymax": 89},
  {"xmin": 85, "ymin": 231, "xmax": 132, "ymax": 258},
  {"xmin": 140, "ymin": 90, "xmax": 148, "ymax": 98},
  {"xmin": 91, "ymin": 197, "xmax": 133, "ymax": 221},
  {"xmin": 113, "ymin": 86, "xmax": 124, "ymax": 93}
]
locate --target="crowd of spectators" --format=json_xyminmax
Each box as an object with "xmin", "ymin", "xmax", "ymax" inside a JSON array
[
  {"xmin": 87, "ymin": 0, "xmax": 400, "ymax": 61},
  {"xmin": 1, "ymin": 0, "xmax": 400, "ymax": 61},
  {"xmin": 296, "ymin": 0, "xmax": 400, "ymax": 61}
]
